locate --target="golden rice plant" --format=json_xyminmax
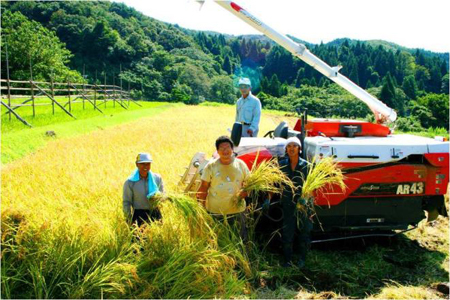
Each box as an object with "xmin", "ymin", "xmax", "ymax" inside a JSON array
[
  {"xmin": 300, "ymin": 156, "xmax": 346, "ymax": 208},
  {"xmin": 131, "ymin": 194, "xmax": 250, "ymax": 298},
  {"xmin": 0, "ymin": 104, "xmax": 299, "ymax": 298},
  {"xmin": 238, "ymin": 156, "xmax": 296, "ymax": 207}
]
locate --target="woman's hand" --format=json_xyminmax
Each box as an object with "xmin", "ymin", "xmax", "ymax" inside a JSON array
[{"xmin": 239, "ymin": 191, "xmax": 248, "ymax": 199}]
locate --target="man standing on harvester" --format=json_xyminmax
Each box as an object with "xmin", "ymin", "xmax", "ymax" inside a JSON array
[{"xmin": 235, "ymin": 77, "xmax": 262, "ymax": 137}]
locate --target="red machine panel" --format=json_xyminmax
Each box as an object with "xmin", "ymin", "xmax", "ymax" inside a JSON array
[{"xmin": 294, "ymin": 119, "xmax": 391, "ymax": 137}]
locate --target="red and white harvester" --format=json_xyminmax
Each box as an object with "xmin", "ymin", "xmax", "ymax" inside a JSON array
[{"xmin": 180, "ymin": 1, "xmax": 449, "ymax": 237}]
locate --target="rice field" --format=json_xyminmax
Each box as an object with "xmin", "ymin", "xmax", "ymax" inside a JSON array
[{"xmin": 1, "ymin": 104, "xmax": 448, "ymax": 299}]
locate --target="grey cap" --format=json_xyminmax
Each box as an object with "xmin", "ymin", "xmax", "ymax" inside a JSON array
[{"xmin": 136, "ymin": 153, "xmax": 153, "ymax": 163}]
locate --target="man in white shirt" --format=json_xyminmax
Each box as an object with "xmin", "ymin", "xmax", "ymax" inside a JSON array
[{"xmin": 235, "ymin": 78, "xmax": 262, "ymax": 137}]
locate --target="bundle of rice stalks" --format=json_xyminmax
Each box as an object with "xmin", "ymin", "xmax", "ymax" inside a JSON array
[
  {"xmin": 301, "ymin": 156, "xmax": 346, "ymax": 208},
  {"xmin": 160, "ymin": 193, "xmax": 216, "ymax": 241},
  {"xmin": 134, "ymin": 193, "xmax": 250, "ymax": 298},
  {"xmin": 136, "ymin": 245, "xmax": 247, "ymax": 299},
  {"xmin": 238, "ymin": 158, "xmax": 295, "ymax": 207}
]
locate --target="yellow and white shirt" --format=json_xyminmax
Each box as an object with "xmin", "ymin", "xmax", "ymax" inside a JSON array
[{"xmin": 201, "ymin": 158, "xmax": 250, "ymax": 215}]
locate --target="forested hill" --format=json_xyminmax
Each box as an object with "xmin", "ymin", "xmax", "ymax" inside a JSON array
[{"xmin": 1, "ymin": 1, "xmax": 448, "ymax": 129}]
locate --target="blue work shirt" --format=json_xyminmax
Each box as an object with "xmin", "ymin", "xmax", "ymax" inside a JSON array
[{"xmin": 235, "ymin": 92, "xmax": 262, "ymax": 136}]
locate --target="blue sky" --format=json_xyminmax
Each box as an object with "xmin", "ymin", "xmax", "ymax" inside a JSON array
[{"xmin": 114, "ymin": 0, "xmax": 449, "ymax": 53}]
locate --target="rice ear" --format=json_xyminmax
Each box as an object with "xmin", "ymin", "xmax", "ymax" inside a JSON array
[
  {"xmin": 238, "ymin": 158, "xmax": 295, "ymax": 207},
  {"xmin": 300, "ymin": 156, "xmax": 347, "ymax": 208}
]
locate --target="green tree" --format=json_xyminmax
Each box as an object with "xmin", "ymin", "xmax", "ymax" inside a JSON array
[
  {"xmin": 380, "ymin": 72, "xmax": 397, "ymax": 109},
  {"xmin": 295, "ymin": 68, "xmax": 306, "ymax": 87},
  {"xmin": 222, "ymin": 55, "xmax": 232, "ymax": 74},
  {"xmin": 417, "ymin": 93, "xmax": 449, "ymax": 129},
  {"xmin": 151, "ymin": 50, "xmax": 174, "ymax": 72},
  {"xmin": 268, "ymin": 74, "xmax": 282, "ymax": 97},
  {"xmin": 177, "ymin": 63, "xmax": 211, "ymax": 100},
  {"xmin": 395, "ymin": 116, "xmax": 425, "ymax": 132},
  {"xmin": 260, "ymin": 76, "xmax": 270, "ymax": 92},
  {"xmin": 409, "ymin": 101, "xmax": 436, "ymax": 128},
  {"xmin": 143, "ymin": 79, "xmax": 163, "ymax": 100},
  {"xmin": 347, "ymin": 57, "xmax": 359, "ymax": 85},
  {"xmin": 1, "ymin": 10, "xmax": 82, "ymax": 82},
  {"xmin": 210, "ymin": 76, "xmax": 235, "ymax": 103},
  {"xmin": 402, "ymin": 75, "xmax": 418, "ymax": 99},
  {"xmin": 171, "ymin": 82, "xmax": 192, "ymax": 103},
  {"xmin": 414, "ymin": 65, "xmax": 430, "ymax": 90},
  {"xmin": 441, "ymin": 74, "xmax": 449, "ymax": 94}
]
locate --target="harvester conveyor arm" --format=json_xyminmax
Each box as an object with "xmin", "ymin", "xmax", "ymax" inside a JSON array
[{"xmin": 210, "ymin": 0, "xmax": 397, "ymax": 124}]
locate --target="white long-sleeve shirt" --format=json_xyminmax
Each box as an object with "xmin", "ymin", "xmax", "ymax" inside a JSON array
[{"xmin": 235, "ymin": 91, "xmax": 262, "ymax": 135}]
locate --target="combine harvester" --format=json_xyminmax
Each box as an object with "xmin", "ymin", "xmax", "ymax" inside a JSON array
[{"xmin": 180, "ymin": 1, "xmax": 449, "ymax": 239}]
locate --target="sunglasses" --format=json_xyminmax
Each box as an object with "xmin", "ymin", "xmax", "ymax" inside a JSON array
[{"xmin": 239, "ymin": 85, "xmax": 250, "ymax": 89}]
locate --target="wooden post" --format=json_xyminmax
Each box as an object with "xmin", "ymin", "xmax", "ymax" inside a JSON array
[
  {"xmin": 119, "ymin": 85, "xmax": 122, "ymax": 106},
  {"xmin": 69, "ymin": 83, "xmax": 103, "ymax": 114},
  {"xmin": 1, "ymin": 101, "xmax": 32, "ymax": 127},
  {"xmin": 128, "ymin": 80, "xmax": 130, "ymax": 107},
  {"xmin": 112, "ymin": 73, "xmax": 116, "ymax": 108},
  {"xmin": 29, "ymin": 55, "xmax": 35, "ymax": 117},
  {"xmin": 30, "ymin": 80, "xmax": 35, "ymax": 117},
  {"xmin": 119, "ymin": 65, "xmax": 123, "ymax": 106},
  {"xmin": 104, "ymin": 72, "xmax": 107, "ymax": 108},
  {"xmin": 120, "ymin": 64, "xmax": 124, "ymax": 106},
  {"xmin": 94, "ymin": 70, "xmax": 97, "ymax": 109},
  {"xmin": 5, "ymin": 42, "xmax": 12, "ymax": 121},
  {"xmin": 67, "ymin": 81, "xmax": 72, "ymax": 112},
  {"xmin": 94, "ymin": 83, "xmax": 97, "ymax": 109},
  {"xmin": 82, "ymin": 64, "xmax": 86, "ymax": 110},
  {"xmin": 33, "ymin": 82, "xmax": 76, "ymax": 119},
  {"xmin": 50, "ymin": 76, "xmax": 55, "ymax": 115}
]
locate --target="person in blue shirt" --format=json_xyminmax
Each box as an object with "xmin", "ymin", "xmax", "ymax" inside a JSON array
[{"xmin": 235, "ymin": 78, "xmax": 262, "ymax": 137}]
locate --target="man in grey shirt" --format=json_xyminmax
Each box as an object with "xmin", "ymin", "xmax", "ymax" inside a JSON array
[
  {"xmin": 123, "ymin": 153, "xmax": 164, "ymax": 226},
  {"xmin": 235, "ymin": 77, "xmax": 262, "ymax": 137}
]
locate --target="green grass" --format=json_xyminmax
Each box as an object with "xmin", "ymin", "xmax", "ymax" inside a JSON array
[
  {"xmin": 251, "ymin": 216, "xmax": 449, "ymax": 299},
  {"xmin": 397, "ymin": 127, "xmax": 450, "ymax": 139},
  {"xmin": 1, "ymin": 99, "xmax": 180, "ymax": 164},
  {"xmin": 2, "ymin": 97, "xmax": 160, "ymax": 131}
]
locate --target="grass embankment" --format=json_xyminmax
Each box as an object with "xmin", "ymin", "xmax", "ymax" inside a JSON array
[{"xmin": 1, "ymin": 104, "xmax": 449, "ymax": 298}]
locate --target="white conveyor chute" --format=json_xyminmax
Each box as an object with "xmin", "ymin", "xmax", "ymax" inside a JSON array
[{"xmin": 209, "ymin": 0, "xmax": 397, "ymax": 124}]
